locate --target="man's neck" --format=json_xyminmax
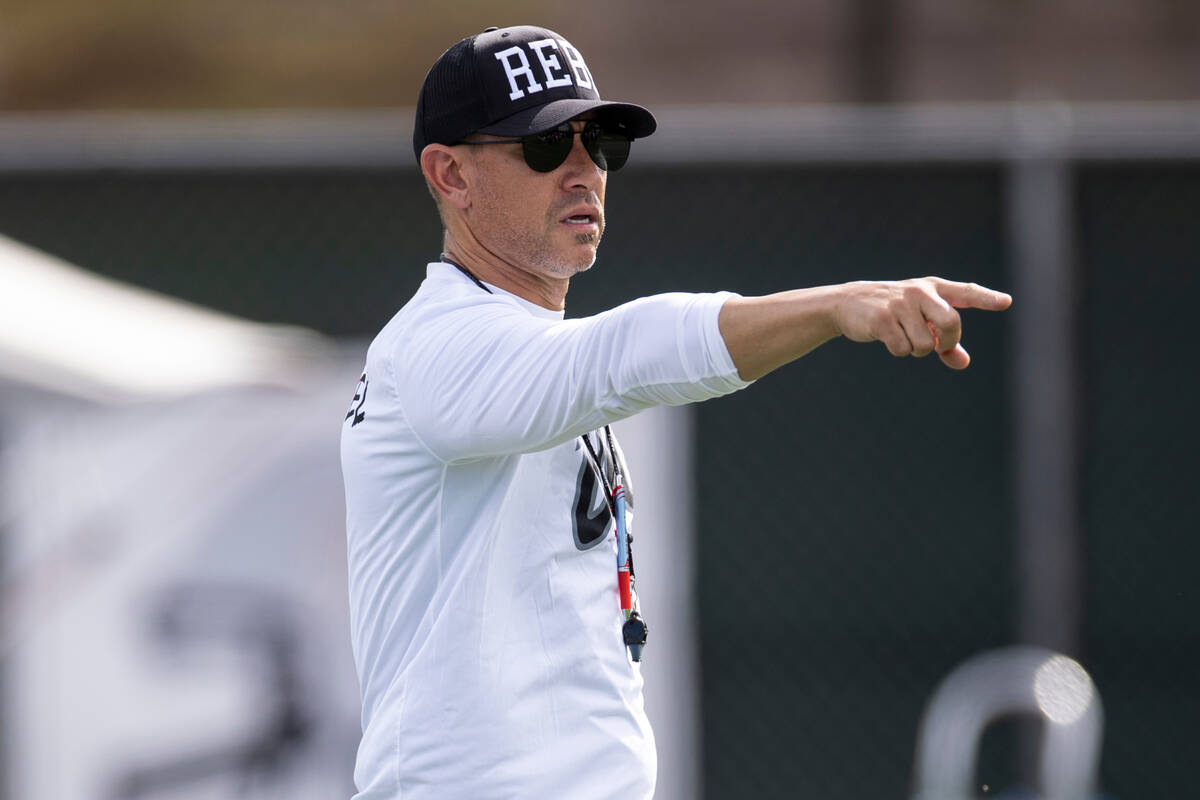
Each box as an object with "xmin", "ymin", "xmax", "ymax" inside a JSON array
[{"xmin": 441, "ymin": 234, "xmax": 570, "ymax": 311}]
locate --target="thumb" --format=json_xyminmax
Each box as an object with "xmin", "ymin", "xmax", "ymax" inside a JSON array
[{"xmin": 939, "ymin": 343, "xmax": 971, "ymax": 370}]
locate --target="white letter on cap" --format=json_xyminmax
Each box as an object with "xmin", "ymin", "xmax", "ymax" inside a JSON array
[
  {"xmin": 528, "ymin": 39, "xmax": 573, "ymax": 88},
  {"xmin": 557, "ymin": 40, "xmax": 595, "ymax": 91},
  {"xmin": 494, "ymin": 46, "xmax": 544, "ymax": 100}
]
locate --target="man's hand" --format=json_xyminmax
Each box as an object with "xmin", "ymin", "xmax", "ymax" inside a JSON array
[
  {"xmin": 834, "ymin": 278, "xmax": 1012, "ymax": 370},
  {"xmin": 718, "ymin": 277, "xmax": 1012, "ymax": 381}
]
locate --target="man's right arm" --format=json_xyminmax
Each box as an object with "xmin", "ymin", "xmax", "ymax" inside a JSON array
[{"xmin": 718, "ymin": 277, "xmax": 1012, "ymax": 381}]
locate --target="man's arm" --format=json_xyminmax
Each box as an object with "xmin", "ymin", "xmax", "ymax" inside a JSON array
[
  {"xmin": 394, "ymin": 291, "xmax": 749, "ymax": 462},
  {"xmin": 718, "ymin": 277, "xmax": 1013, "ymax": 381}
]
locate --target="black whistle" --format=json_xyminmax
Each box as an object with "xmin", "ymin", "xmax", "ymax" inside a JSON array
[{"xmin": 622, "ymin": 612, "xmax": 648, "ymax": 662}]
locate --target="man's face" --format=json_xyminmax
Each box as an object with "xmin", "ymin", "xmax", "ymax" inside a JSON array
[{"xmin": 461, "ymin": 116, "xmax": 607, "ymax": 279}]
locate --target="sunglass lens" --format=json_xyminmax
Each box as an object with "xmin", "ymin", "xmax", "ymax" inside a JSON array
[
  {"xmin": 522, "ymin": 126, "xmax": 574, "ymax": 172},
  {"xmin": 590, "ymin": 132, "xmax": 630, "ymax": 172}
]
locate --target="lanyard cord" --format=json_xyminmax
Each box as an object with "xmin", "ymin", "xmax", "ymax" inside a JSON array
[
  {"xmin": 602, "ymin": 425, "xmax": 635, "ymax": 579},
  {"xmin": 581, "ymin": 428, "xmax": 647, "ymax": 660},
  {"xmin": 580, "ymin": 426, "xmax": 632, "ymax": 506},
  {"xmin": 603, "ymin": 426, "xmax": 623, "ymax": 485},
  {"xmin": 580, "ymin": 428, "xmax": 633, "ymax": 575},
  {"xmin": 580, "ymin": 429, "xmax": 617, "ymax": 515},
  {"xmin": 582, "ymin": 428, "xmax": 639, "ymax": 606},
  {"xmin": 440, "ymin": 253, "xmax": 494, "ymax": 294}
]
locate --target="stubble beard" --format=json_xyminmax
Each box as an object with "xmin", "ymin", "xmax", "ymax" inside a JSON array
[
  {"xmin": 475, "ymin": 178, "xmax": 605, "ymax": 277},
  {"xmin": 524, "ymin": 211, "xmax": 604, "ymax": 278}
]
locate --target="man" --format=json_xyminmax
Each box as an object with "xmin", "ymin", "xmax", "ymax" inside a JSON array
[{"xmin": 340, "ymin": 24, "xmax": 1011, "ymax": 800}]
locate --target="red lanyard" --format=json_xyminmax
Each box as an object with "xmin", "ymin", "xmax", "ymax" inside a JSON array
[{"xmin": 581, "ymin": 427, "xmax": 648, "ymax": 661}]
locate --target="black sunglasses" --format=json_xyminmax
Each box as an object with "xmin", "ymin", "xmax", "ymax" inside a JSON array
[{"xmin": 456, "ymin": 121, "xmax": 633, "ymax": 173}]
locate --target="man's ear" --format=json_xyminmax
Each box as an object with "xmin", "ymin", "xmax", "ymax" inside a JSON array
[{"xmin": 421, "ymin": 145, "xmax": 471, "ymax": 211}]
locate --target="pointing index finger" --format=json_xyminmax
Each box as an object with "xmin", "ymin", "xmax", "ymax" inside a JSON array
[{"xmin": 930, "ymin": 278, "xmax": 1013, "ymax": 311}]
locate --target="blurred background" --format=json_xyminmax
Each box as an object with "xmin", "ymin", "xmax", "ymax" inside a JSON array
[{"xmin": 1, "ymin": 1, "xmax": 1198, "ymax": 798}]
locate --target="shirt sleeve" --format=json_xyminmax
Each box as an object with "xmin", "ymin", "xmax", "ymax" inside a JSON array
[{"xmin": 390, "ymin": 291, "xmax": 752, "ymax": 462}]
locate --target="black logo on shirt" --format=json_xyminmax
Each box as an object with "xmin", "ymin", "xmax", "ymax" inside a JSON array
[
  {"xmin": 345, "ymin": 372, "xmax": 368, "ymax": 427},
  {"xmin": 572, "ymin": 455, "xmax": 612, "ymax": 550}
]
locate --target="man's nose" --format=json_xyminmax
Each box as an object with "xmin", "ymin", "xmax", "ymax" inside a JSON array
[{"xmin": 561, "ymin": 132, "xmax": 603, "ymax": 190}]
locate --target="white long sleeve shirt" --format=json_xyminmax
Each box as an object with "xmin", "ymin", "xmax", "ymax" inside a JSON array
[{"xmin": 340, "ymin": 262, "xmax": 749, "ymax": 799}]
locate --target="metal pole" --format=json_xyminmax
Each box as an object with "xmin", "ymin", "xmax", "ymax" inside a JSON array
[
  {"xmin": 1009, "ymin": 104, "xmax": 1084, "ymax": 787},
  {"xmin": 1009, "ymin": 103, "xmax": 1083, "ymax": 656}
]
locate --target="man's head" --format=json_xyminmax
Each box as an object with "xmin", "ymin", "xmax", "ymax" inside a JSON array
[{"xmin": 414, "ymin": 26, "xmax": 656, "ymax": 280}]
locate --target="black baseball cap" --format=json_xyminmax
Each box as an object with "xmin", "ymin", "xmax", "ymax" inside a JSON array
[{"xmin": 413, "ymin": 25, "xmax": 657, "ymax": 160}]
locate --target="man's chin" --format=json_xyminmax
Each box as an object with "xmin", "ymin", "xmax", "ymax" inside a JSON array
[
  {"xmin": 574, "ymin": 243, "xmax": 599, "ymax": 273},
  {"xmin": 533, "ymin": 230, "xmax": 601, "ymax": 276},
  {"xmin": 575, "ymin": 233, "xmax": 601, "ymax": 266},
  {"xmin": 547, "ymin": 239, "xmax": 599, "ymax": 275},
  {"xmin": 545, "ymin": 255, "xmax": 596, "ymax": 278}
]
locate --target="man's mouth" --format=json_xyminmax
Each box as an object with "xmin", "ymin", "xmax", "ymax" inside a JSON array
[{"xmin": 561, "ymin": 209, "xmax": 602, "ymax": 232}]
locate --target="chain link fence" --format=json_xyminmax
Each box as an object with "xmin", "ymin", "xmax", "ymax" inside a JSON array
[{"xmin": 1076, "ymin": 163, "xmax": 1200, "ymax": 800}]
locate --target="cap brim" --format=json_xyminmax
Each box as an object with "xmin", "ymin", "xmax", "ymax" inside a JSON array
[{"xmin": 477, "ymin": 99, "xmax": 657, "ymax": 139}]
